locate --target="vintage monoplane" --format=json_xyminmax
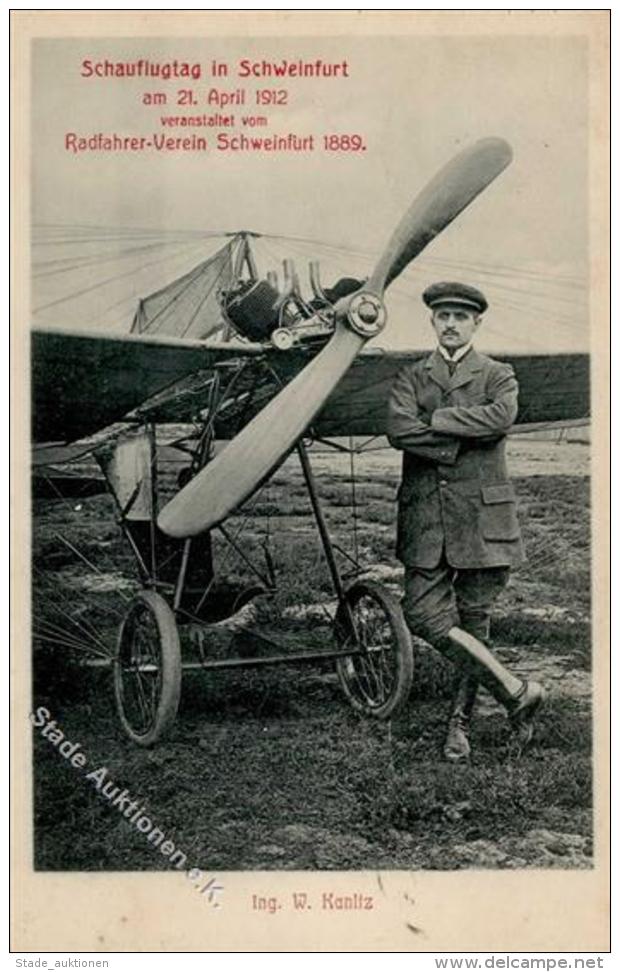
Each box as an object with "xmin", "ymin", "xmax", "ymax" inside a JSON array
[{"xmin": 31, "ymin": 138, "xmax": 590, "ymax": 745}]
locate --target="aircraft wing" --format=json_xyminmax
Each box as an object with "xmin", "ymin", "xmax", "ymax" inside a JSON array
[
  {"xmin": 31, "ymin": 326, "xmax": 266, "ymax": 443},
  {"xmin": 32, "ymin": 326, "xmax": 589, "ymax": 445},
  {"xmin": 316, "ymin": 349, "xmax": 590, "ymax": 436},
  {"xmin": 208, "ymin": 348, "xmax": 589, "ymax": 437}
]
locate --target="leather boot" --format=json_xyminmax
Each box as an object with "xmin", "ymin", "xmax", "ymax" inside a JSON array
[
  {"xmin": 443, "ymin": 674, "xmax": 478, "ymax": 762},
  {"xmin": 438, "ymin": 627, "xmax": 546, "ymax": 742},
  {"xmin": 443, "ymin": 615, "xmax": 488, "ymax": 761},
  {"xmin": 508, "ymin": 681, "xmax": 547, "ymax": 746}
]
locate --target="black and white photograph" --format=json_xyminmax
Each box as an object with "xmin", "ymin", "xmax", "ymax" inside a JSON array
[{"xmin": 11, "ymin": 9, "xmax": 609, "ymax": 953}]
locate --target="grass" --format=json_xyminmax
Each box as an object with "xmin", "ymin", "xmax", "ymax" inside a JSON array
[
  {"xmin": 32, "ymin": 670, "xmax": 592, "ymax": 871},
  {"xmin": 31, "ymin": 453, "xmax": 592, "ymax": 871}
]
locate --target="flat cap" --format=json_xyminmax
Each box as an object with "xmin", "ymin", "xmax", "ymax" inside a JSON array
[{"xmin": 422, "ymin": 281, "xmax": 488, "ymax": 314}]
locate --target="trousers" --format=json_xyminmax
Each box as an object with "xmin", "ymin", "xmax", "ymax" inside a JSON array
[{"xmin": 402, "ymin": 553, "xmax": 510, "ymax": 646}]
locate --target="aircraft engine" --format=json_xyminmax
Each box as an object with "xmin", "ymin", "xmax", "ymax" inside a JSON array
[
  {"xmin": 222, "ymin": 279, "xmax": 282, "ymax": 342},
  {"xmin": 222, "ymin": 271, "xmax": 364, "ymax": 348}
]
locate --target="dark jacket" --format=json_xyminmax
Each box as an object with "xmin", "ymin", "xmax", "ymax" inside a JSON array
[{"xmin": 386, "ymin": 347, "xmax": 525, "ymax": 569}]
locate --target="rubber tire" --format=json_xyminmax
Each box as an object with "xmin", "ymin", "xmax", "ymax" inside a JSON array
[
  {"xmin": 334, "ymin": 580, "xmax": 413, "ymax": 720},
  {"xmin": 114, "ymin": 590, "xmax": 182, "ymax": 746}
]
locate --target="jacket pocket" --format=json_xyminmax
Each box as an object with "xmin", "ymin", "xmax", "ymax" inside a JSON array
[
  {"xmin": 480, "ymin": 483, "xmax": 520, "ymax": 540},
  {"xmin": 481, "ymin": 483, "xmax": 515, "ymax": 504}
]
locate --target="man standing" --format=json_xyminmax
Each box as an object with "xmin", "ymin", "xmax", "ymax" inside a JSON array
[{"xmin": 386, "ymin": 281, "xmax": 545, "ymax": 760}]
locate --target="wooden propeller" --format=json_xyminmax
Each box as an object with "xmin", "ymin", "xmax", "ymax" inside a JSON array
[{"xmin": 158, "ymin": 138, "xmax": 513, "ymax": 538}]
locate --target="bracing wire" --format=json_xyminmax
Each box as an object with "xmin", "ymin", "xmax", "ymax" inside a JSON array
[{"xmin": 33, "ymin": 239, "xmax": 210, "ymax": 314}]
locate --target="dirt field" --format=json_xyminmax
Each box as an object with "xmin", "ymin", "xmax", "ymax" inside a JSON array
[{"xmin": 31, "ymin": 436, "xmax": 592, "ymax": 871}]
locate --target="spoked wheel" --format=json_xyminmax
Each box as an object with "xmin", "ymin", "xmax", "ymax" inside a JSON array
[
  {"xmin": 114, "ymin": 590, "xmax": 182, "ymax": 746},
  {"xmin": 334, "ymin": 581, "xmax": 413, "ymax": 719}
]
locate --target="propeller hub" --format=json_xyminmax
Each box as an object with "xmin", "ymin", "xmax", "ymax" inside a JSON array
[
  {"xmin": 346, "ymin": 291, "xmax": 386, "ymax": 338},
  {"xmin": 358, "ymin": 301, "xmax": 379, "ymax": 324}
]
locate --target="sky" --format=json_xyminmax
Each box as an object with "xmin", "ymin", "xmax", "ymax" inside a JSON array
[{"xmin": 30, "ymin": 32, "xmax": 590, "ymax": 353}]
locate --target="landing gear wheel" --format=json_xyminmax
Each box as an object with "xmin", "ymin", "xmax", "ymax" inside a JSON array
[
  {"xmin": 115, "ymin": 590, "xmax": 182, "ymax": 746},
  {"xmin": 334, "ymin": 580, "xmax": 413, "ymax": 719}
]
